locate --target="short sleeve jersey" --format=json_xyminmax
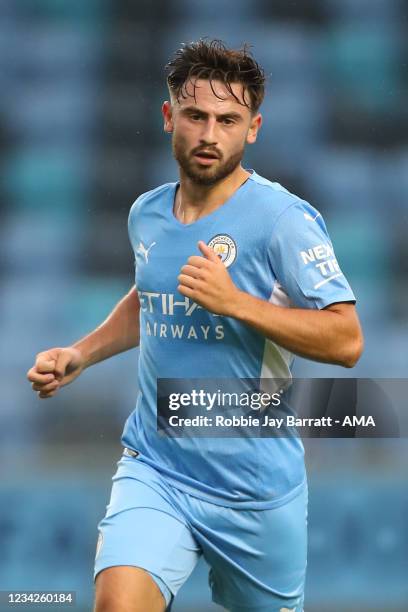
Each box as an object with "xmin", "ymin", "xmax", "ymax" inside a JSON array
[{"xmin": 121, "ymin": 170, "xmax": 356, "ymax": 509}]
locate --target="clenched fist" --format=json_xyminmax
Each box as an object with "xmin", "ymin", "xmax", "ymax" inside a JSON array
[
  {"xmin": 177, "ymin": 241, "xmax": 241, "ymax": 316},
  {"xmin": 27, "ymin": 346, "xmax": 85, "ymax": 399}
]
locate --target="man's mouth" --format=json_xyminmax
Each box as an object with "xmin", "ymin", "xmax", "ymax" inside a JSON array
[{"xmin": 193, "ymin": 150, "xmax": 220, "ymax": 164}]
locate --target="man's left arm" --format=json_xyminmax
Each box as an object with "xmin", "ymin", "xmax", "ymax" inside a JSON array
[
  {"xmin": 229, "ymin": 293, "xmax": 363, "ymax": 368},
  {"xmin": 178, "ymin": 241, "xmax": 364, "ymax": 368}
]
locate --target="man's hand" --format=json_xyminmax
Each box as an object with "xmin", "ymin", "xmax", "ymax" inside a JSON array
[
  {"xmin": 27, "ymin": 346, "xmax": 85, "ymax": 399},
  {"xmin": 177, "ymin": 241, "xmax": 240, "ymax": 316}
]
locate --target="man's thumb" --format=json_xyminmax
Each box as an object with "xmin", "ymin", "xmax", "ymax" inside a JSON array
[
  {"xmin": 54, "ymin": 351, "xmax": 74, "ymax": 380},
  {"xmin": 198, "ymin": 240, "xmax": 220, "ymax": 262}
]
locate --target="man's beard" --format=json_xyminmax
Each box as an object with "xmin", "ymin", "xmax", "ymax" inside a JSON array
[{"xmin": 172, "ymin": 137, "xmax": 244, "ymax": 186}]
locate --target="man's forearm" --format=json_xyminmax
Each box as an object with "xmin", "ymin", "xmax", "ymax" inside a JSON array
[
  {"xmin": 230, "ymin": 291, "xmax": 363, "ymax": 367},
  {"xmin": 73, "ymin": 286, "xmax": 140, "ymax": 368}
]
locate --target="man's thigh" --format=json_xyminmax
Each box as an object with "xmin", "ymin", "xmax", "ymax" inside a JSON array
[
  {"xmin": 180, "ymin": 482, "xmax": 308, "ymax": 612},
  {"xmin": 94, "ymin": 566, "xmax": 165, "ymax": 612},
  {"xmin": 94, "ymin": 457, "xmax": 202, "ymax": 609}
]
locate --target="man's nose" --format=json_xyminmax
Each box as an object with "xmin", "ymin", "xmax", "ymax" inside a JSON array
[{"xmin": 200, "ymin": 118, "xmax": 218, "ymax": 144}]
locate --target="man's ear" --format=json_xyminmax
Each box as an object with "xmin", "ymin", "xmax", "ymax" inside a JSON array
[
  {"xmin": 246, "ymin": 113, "xmax": 262, "ymax": 145},
  {"xmin": 162, "ymin": 101, "xmax": 173, "ymax": 133}
]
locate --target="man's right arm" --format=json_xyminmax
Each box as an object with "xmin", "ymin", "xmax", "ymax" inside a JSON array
[
  {"xmin": 74, "ymin": 285, "xmax": 140, "ymax": 368},
  {"xmin": 27, "ymin": 286, "xmax": 140, "ymax": 399}
]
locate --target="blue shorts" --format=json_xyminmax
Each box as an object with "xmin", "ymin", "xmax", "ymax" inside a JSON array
[{"xmin": 94, "ymin": 449, "xmax": 308, "ymax": 612}]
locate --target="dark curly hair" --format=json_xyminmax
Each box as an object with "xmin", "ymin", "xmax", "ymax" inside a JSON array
[{"xmin": 165, "ymin": 39, "xmax": 265, "ymax": 115}]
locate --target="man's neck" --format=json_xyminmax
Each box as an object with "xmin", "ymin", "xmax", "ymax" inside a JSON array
[{"xmin": 175, "ymin": 166, "xmax": 251, "ymax": 224}]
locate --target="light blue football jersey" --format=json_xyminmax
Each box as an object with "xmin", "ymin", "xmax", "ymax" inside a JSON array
[{"xmin": 121, "ymin": 170, "xmax": 355, "ymax": 509}]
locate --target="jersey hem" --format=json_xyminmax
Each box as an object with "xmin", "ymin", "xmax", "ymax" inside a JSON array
[
  {"xmin": 316, "ymin": 293, "xmax": 356, "ymax": 310},
  {"xmin": 158, "ymin": 471, "xmax": 308, "ymax": 510}
]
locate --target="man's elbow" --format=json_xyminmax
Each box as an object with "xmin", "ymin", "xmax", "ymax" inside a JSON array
[{"xmin": 339, "ymin": 332, "xmax": 364, "ymax": 368}]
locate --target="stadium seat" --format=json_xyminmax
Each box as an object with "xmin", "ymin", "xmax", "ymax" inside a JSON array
[
  {"xmin": 307, "ymin": 479, "xmax": 408, "ymax": 607},
  {"xmin": 321, "ymin": 24, "xmax": 401, "ymax": 112},
  {"xmin": 4, "ymin": 148, "xmax": 89, "ymax": 210},
  {"xmin": 380, "ymin": 149, "xmax": 408, "ymax": 208},
  {"xmin": 0, "ymin": 483, "xmax": 105, "ymax": 601},
  {"xmin": 7, "ymin": 84, "xmax": 97, "ymax": 146},
  {"xmin": 259, "ymin": 85, "xmax": 328, "ymax": 163},
  {"xmin": 17, "ymin": 0, "xmax": 110, "ymax": 24},
  {"xmin": 146, "ymin": 148, "xmax": 179, "ymax": 186},
  {"xmin": 3, "ymin": 23, "xmax": 101, "ymax": 79},
  {"xmin": 300, "ymin": 146, "xmax": 384, "ymax": 211},
  {"xmin": 170, "ymin": 0, "xmax": 255, "ymax": 21},
  {"xmin": 324, "ymin": 0, "xmax": 402, "ymax": 23}
]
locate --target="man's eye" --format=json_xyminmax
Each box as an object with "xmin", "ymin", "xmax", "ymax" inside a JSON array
[
  {"xmin": 190, "ymin": 114, "xmax": 202, "ymax": 120},
  {"xmin": 222, "ymin": 118, "xmax": 234, "ymax": 125}
]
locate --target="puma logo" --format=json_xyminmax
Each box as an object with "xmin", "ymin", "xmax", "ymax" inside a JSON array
[{"xmin": 137, "ymin": 241, "xmax": 156, "ymax": 263}]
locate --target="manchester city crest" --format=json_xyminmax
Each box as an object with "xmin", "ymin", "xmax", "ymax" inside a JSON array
[{"xmin": 207, "ymin": 234, "xmax": 237, "ymax": 268}]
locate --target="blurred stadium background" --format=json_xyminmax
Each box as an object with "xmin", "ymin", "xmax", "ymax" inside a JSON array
[{"xmin": 1, "ymin": 1, "xmax": 408, "ymax": 610}]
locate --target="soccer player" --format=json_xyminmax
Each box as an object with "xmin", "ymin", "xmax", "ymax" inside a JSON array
[{"xmin": 27, "ymin": 40, "xmax": 363, "ymax": 612}]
